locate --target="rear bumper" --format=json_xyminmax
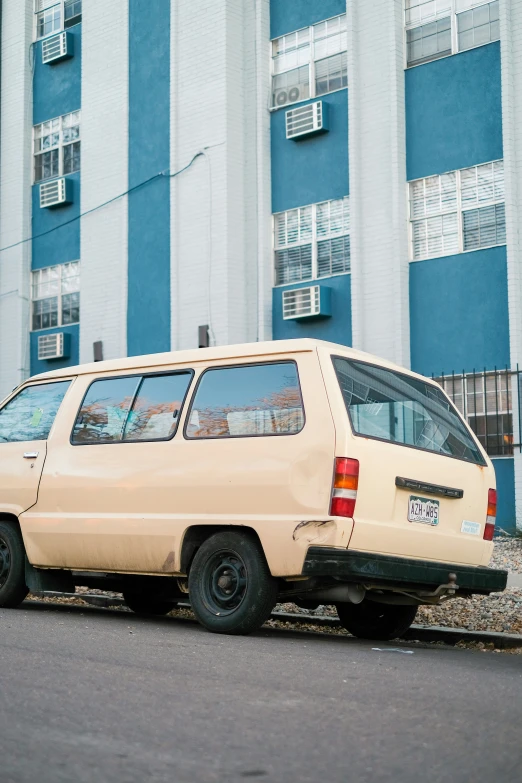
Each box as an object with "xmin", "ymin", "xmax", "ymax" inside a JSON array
[{"xmin": 302, "ymin": 547, "xmax": 508, "ymax": 595}]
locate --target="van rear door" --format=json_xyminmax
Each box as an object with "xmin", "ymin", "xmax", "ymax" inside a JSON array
[{"xmin": 330, "ymin": 357, "xmax": 493, "ymax": 567}]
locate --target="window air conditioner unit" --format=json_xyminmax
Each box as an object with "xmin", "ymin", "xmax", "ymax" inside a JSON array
[
  {"xmin": 282, "ymin": 285, "xmax": 332, "ymax": 320},
  {"xmin": 40, "ymin": 178, "xmax": 73, "ymax": 209},
  {"xmin": 286, "ymin": 101, "xmax": 329, "ymax": 140},
  {"xmin": 37, "ymin": 332, "xmax": 71, "ymax": 361},
  {"xmin": 42, "ymin": 31, "xmax": 74, "ymax": 65},
  {"xmin": 274, "ymin": 86, "xmax": 302, "ymax": 107}
]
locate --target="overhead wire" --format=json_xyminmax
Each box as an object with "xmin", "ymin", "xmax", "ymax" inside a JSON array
[{"xmin": 0, "ymin": 152, "xmax": 204, "ymax": 256}]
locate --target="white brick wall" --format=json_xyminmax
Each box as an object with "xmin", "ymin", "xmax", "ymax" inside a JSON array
[
  {"xmin": 254, "ymin": 0, "xmax": 273, "ymax": 343},
  {"xmin": 0, "ymin": 1, "xmax": 33, "ymax": 398},
  {"xmin": 500, "ymin": 0, "xmax": 522, "ymax": 531},
  {"xmin": 170, "ymin": 0, "xmax": 270, "ymax": 350},
  {"xmin": 79, "ymin": 0, "xmax": 129, "ymax": 363},
  {"xmin": 347, "ymin": 0, "xmax": 410, "ymax": 367}
]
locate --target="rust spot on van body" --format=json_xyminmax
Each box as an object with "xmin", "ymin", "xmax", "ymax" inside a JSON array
[
  {"xmin": 292, "ymin": 519, "xmax": 335, "ymax": 543},
  {"xmin": 162, "ymin": 551, "xmax": 176, "ymax": 572}
]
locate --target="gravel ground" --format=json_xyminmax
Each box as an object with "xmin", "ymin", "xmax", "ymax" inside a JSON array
[
  {"xmin": 24, "ymin": 537, "xmax": 522, "ymax": 639},
  {"xmin": 488, "ymin": 534, "xmax": 522, "ymax": 573}
]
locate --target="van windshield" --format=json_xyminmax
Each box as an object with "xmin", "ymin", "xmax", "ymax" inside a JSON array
[{"xmin": 332, "ymin": 357, "xmax": 486, "ymax": 466}]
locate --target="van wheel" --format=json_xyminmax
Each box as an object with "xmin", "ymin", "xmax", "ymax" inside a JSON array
[
  {"xmin": 336, "ymin": 600, "xmax": 417, "ymax": 641},
  {"xmin": 123, "ymin": 592, "xmax": 177, "ymax": 616},
  {"xmin": 0, "ymin": 522, "xmax": 29, "ymax": 608},
  {"xmin": 188, "ymin": 531, "xmax": 278, "ymax": 635}
]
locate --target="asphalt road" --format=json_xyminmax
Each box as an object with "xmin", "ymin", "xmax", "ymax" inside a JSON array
[{"xmin": 1, "ymin": 602, "xmax": 521, "ymax": 783}]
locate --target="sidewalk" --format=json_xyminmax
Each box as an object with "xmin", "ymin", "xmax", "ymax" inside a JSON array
[{"xmin": 507, "ymin": 572, "xmax": 522, "ymax": 588}]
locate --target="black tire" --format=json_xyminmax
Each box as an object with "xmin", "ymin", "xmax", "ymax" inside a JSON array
[
  {"xmin": 0, "ymin": 521, "xmax": 29, "ymax": 608},
  {"xmin": 188, "ymin": 531, "xmax": 278, "ymax": 635},
  {"xmin": 123, "ymin": 592, "xmax": 177, "ymax": 616},
  {"xmin": 336, "ymin": 600, "xmax": 417, "ymax": 641}
]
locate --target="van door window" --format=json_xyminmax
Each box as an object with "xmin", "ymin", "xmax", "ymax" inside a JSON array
[
  {"xmin": 0, "ymin": 381, "xmax": 71, "ymax": 442},
  {"xmin": 332, "ymin": 356, "xmax": 486, "ymax": 465},
  {"xmin": 122, "ymin": 373, "xmax": 193, "ymax": 441},
  {"xmin": 72, "ymin": 377, "xmax": 139, "ymax": 444},
  {"xmin": 71, "ymin": 372, "xmax": 193, "ymax": 444},
  {"xmin": 186, "ymin": 362, "xmax": 304, "ymax": 439}
]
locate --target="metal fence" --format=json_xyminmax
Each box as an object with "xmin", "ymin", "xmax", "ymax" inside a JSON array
[{"xmin": 434, "ymin": 368, "xmax": 521, "ymax": 457}]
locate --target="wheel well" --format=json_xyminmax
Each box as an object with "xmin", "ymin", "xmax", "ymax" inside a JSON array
[
  {"xmin": 180, "ymin": 525, "xmax": 263, "ymax": 575},
  {"xmin": 0, "ymin": 513, "xmax": 21, "ymax": 529}
]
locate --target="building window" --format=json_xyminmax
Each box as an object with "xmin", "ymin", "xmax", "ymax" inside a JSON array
[
  {"xmin": 406, "ymin": 17, "xmax": 452, "ymax": 66},
  {"xmin": 33, "ymin": 111, "xmax": 81, "ymax": 183},
  {"xmin": 462, "ymin": 204, "xmax": 506, "ymax": 251},
  {"xmin": 457, "ymin": 0, "xmax": 499, "ymax": 51},
  {"xmin": 272, "ymin": 15, "xmax": 347, "ymax": 108},
  {"xmin": 274, "ymin": 197, "xmax": 350, "ymax": 285},
  {"xmin": 405, "ymin": 1, "xmax": 500, "ymax": 67},
  {"xmin": 436, "ymin": 370, "xmax": 513, "ymax": 456},
  {"xmin": 409, "ymin": 160, "xmax": 505, "ymax": 261},
  {"xmin": 35, "ymin": 0, "xmax": 82, "ymax": 39},
  {"xmin": 64, "ymin": 0, "xmax": 82, "ymax": 28},
  {"xmin": 31, "ymin": 262, "xmax": 80, "ymax": 331}
]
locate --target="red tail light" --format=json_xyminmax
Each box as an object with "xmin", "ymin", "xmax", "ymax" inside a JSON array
[
  {"xmin": 484, "ymin": 488, "xmax": 497, "ymax": 541},
  {"xmin": 330, "ymin": 458, "xmax": 359, "ymax": 518}
]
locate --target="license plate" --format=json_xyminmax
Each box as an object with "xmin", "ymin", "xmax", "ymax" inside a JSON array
[{"xmin": 408, "ymin": 495, "xmax": 439, "ymax": 526}]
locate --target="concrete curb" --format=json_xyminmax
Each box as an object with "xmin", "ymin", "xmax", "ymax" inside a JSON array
[
  {"xmin": 270, "ymin": 611, "xmax": 522, "ymax": 649},
  {"xmin": 29, "ymin": 593, "xmax": 522, "ymax": 649}
]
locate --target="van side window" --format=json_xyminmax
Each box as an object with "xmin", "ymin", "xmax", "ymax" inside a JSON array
[
  {"xmin": 122, "ymin": 373, "xmax": 193, "ymax": 441},
  {"xmin": 0, "ymin": 381, "xmax": 71, "ymax": 443},
  {"xmin": 71, "ymin": 372, "xmax": 193, "ymax": 444},
  {"xmin": 186, "ymin": 362, "xmax": 304, "ymax": 439}
]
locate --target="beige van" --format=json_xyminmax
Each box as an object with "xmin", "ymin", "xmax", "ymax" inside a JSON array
[{"xmin": 0, "ymin": 339, "xmax": 507, "ymax": 640}]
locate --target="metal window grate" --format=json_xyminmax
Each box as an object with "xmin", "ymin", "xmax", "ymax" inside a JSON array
[
  {"xmin": 38, "ymin": 332, "xmax": 64, "ymax": 360},
  {"xmin": 435, "ymin": 368, "xmax": 519, "ymax": 456},
  {"xmin": 283, "ymin": 286, "xmax": 320, "ymax": 319},
  {"xmin": 286, "ymin": 101, "xmax": 324, "ymax": 139}
]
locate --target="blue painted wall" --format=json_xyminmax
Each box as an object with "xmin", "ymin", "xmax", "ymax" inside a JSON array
[
  {"xmin": 270, "ymin": 0, "xmax": 346, "ymax": 38},
  {"xmin": 32, "ymin": 172, "xmax": 81, "ymax": 270},
  {"xmin": 410, "ymin": 246, "xmax": 509, "ymax": 376},
  {"xmin": 406, "ymin": 42, "xmax": 502, "ymax": 180},
  {"xmin": 127, "ymin": 0, "xmax": 171, "ymax": 357},
  {"xmin": 271, "ymin": 90, "xmax": 348, "ymax": 212},
  {"xmin": 33, "ymin": 24, "xmax": 82, "ymax": 124},
  {"xmin": 273, "ymin": 274, "xmax": 351, "ymax": 344},
  {"xmin": 30, "ymin": 324, "xmax": 80, "ymax": 377},
  {"xmin": 32, "ymin": 25, "xmax": 81, "ymax": 376},
  {"xmin": 492, "ymin": 458, "xmax": 516, "ymax": 534}
]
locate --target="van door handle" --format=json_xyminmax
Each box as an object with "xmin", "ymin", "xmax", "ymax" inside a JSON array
[{"xmin": 23, "ymin": 452, "xmax": 39, "ymax": 459}]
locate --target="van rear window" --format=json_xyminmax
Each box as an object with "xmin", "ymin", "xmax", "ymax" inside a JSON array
[{"xmin": 332, "ymin": 357, "xmax": 486, "ymax": 465}]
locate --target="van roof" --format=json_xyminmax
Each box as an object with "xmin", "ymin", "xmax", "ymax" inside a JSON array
[{"xmin": 28, "ymin": 338, "xmax": 425, "ymax": 382}]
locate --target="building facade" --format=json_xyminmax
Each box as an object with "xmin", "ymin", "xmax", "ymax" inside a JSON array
[{"xmin": 0, "ymin": 0, "xmax": 521, "ymax": 531}]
